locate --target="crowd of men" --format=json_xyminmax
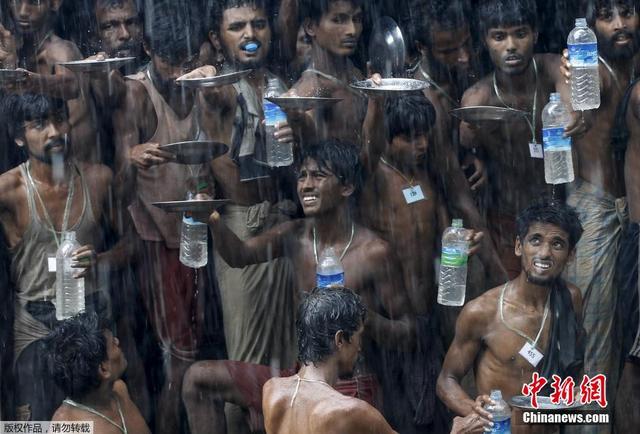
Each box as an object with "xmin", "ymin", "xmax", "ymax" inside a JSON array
[{"xmin": 0, "ymin": 0, "xmax": 639, "ymax": 433}]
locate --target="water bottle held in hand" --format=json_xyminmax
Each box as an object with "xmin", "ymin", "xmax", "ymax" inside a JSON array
[
  {"xmin": 438, "ymin": 219, "xmax": 469, "ymax": 306},
  {"xmin": 316, "ymin": 247, "xmax": 345, "ymax": 288},
  {"xmin": 484, "ymin": 390, "xmax": 512, "ymax": 434},
  {"xmin": 542, "ymin": 92, "xmax": 575, "ymax": 185},
  {"xmin": 180, "ymin": 193, "xmax": 208, "ymax": 268},
  {"xmin": 263, "ymin": 77, "xmax": 293, "ymax": 167},
  {"xmin": 56, "ymin": 231, "xmax": 85, "ymax": 320},
  {"xmin": 568, "ymin": 17, "xmax": 600, "ymax": 110}
]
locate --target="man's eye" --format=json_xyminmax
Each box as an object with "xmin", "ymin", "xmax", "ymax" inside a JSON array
[{"xmin": 493, "ymin": 33, "xmax": 505, "ymax": 41}]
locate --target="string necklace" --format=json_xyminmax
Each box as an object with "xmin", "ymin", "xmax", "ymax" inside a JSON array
[
  {"xmin": 63, "ymin": 397, "xmax": 127, "ymax": 434},
  {"xmin": 24, "ymin": 160, "xmax": 77, "ymax": 247},
  {"xmin": 290, "ymin": 375, "xmax": 333, "ymax": 407},
  {"xmin": 380, "ymin": 157, "xmax": 415, "ymax": 187},
  {"xmin": 499, "ymin": 282, "xmax": 550, "ymax": 349},
  {"xmin": 313, "ymin": 222, "xmax": 355, "ymax": 264},
  {"xmin": 598, "ymin": 55, "xmax": 636, "ymax": 91},
  {"xmin": 493, "ymin": 57, "xmax": 538, "ymax": 143}
]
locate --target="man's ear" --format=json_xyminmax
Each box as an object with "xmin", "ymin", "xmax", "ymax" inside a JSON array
[
  {"xmin": 303, "ymin": 18, "xmax": 316, "ymax": 38},
  {"xmin": 208, "ymin": 31, "xmax": 223, "ymax": 53},
  {"xmin": 15, "ymin": 138, "xmax": 24, "ymax": 148},
  {"xmin": 341, "ymin": 183, "xmax": 355, "ymax": 198},
  {"xmin": 567, "ymin": 246, "xmax": 576, "ymax": 263},
  {"xmin": 98, "ymin": 361, "xmax": 111, "ymax": 382},
  {"xmin": 51, "ymin": 0, "xmax": 63, "ymax": 13},
  {"xmin": 334, "ymin": 330, "xmax": 346, "ymax": 350},
  {"xmin": 514, "ymin": 236, "xmax": 523, "ymax": 257}
]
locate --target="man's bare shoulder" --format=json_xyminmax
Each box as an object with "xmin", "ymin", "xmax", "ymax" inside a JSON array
[
  {"xmin": 114, "ymin": 79, "xmax": 151, "ymax": 120},
  {"xmin": 461, "ymin": 76, "xmax": 493, "ymax": 107},
  {"xmin": 315, "ymin": 398, "xmax": 396, "ymax": 434},
  {"xmin": 566, "ymin": 281, "xmax": 583, "ymax": 317},
  {"xmin": 354, "ymin": 225, "xmax": 392, "ymax": 259},
  {"xmin": 45, "ymin": 35, "xmax": 82, "ymax": 62},
  {"xmin": 0, "ymin": 166, "xmax": 24, "ymax": 207},
  {"xmin": 457, "ymin": 284, "xmax": 502, "ymax": 333},
  {"xmin": 77, "ymin": 161, "xmax": 113, "ymax": 183},
  {"xmin": 628, "ymin": 81, "xmax": 640, "ymax": 121}
]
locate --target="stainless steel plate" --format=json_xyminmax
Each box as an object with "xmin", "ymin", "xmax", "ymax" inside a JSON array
[
  {"xmin": 58, "ymin": 57, "xmax": 136, "ymax": 72},
  {"xmin": 266, "ymin": 96, "xmax": 342, "ymax": 110},
  {"xmin": 510, "ymin": 395, "xmax": 586, "ymax": 410},
  {"xmin": 369, "ymin": 16, "xmax": 406, "ymax": 78},
  {"xmin": 0, "ymin": 69, "xmax": 28, "ymax": 82},
  {"xmin": 159, "ymin": 141, "xmax": 228, "ymax": 164},
  {"xmin": 152, "ymin": 199, "xmax": 230, "ymax": 213},
  {"xmin": 176, "ymin": 70, "xmax": 252, "ymax": 88},
  {"xmin": 450, "ymin": 105, "xmax": 528, "ymax": 123},
  {"xmin": 350, "ymin": 78, "xmax": 428, "ymax": 95}
]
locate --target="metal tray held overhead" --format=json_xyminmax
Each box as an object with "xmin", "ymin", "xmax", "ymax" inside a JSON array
[
  {"xmin": 350, "ymin": 78, "xmax": 428, "ymax": 96},
  {"xmin": 176, "ymin": 70, "xmax": 252, "ymax": 88},
  {"xmin": 58, "ymin": 57, "xmax": 136, "ymax": 72},
  {"xmin": 449, "ymin": 105, "xmax": 529, "ymax": 123}
]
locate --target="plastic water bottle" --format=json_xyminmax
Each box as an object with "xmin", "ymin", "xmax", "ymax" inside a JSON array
[
  {"xmin": 542, "ymin": 93, "xmax": 575, "ymax": 184},
  {"xmin": 437, "ymin": 219, "xmax": 469, "ymax": 306},
  {"xmin": 484, "ymin": 390, "xmax": 512, "ymax": 434},
  {"xmin": 316, "ymin": 247, "xmax": 345, "ymax": 288},
  {"xmin": 263, "ymin": 77, "xmax": 293, "ymax": 167},
  {"xmin": 179, "ymin": 213, "xmax": 208, "ymax": 268},
  {"xmin": 55, "ymin": 231, "xmax": 85, "ymax": 320},
  {"xmin": 568, "ymin": 17, "xmax": 600, "ymax": 110}
]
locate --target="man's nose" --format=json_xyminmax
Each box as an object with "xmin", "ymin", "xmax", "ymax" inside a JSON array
[
  {"xmin": 506, "ymin": 36, "xmax": 517, "ymax": 51},
  {"xmin": 46, "ymin": 121, "xmax": 62, "ymax": 139},
  {"xmin": 117, "ymin": 24, "xmax": 131, "ymax": 41},
  {"xmin": 18, "ymin": 1, "xmax": 29, "ymax": 19},
  {"xmin": 612, "ymin": 11, "xmax": 625, "ymax": 31},
  {"xmin": 244, "ymin": 25, "xmax": 255, "ymax": 39},
  {"xmin": 345, "ymin": 19, "xmax": 356, "ymax": 36},
  {"xmin": 458, "ymin": 46, "xmax": 470, "ymax": 67}
]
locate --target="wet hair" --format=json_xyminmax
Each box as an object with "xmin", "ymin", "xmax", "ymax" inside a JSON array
[
  {"xmin": 43, "ymin": 313, "xmax": 110, "ymax": 400},
  {"xmin": 297, "ymin": 287, "xmax": 367, "ymax": 365},
  {"xmin": 385, "ymin": 95, "xmax": 436, "ymax": 142},
  {"xmin": 477, "ymin": 0, "xmax": 537, "ymax": 37},
  {"xmin": 144, "ymin": 0, "xmax": 205, "ymax": 65},
  {"xmin": 411, "ymin": 0, "xmax": 470, "ymax": 47},
  {"xmin": 584, "ymin": 0, "xmax": 637, "ymax": 27},
  {"xmin": 1, "ymin": 93, "xmax": 66, "ymax": 141},
  {"xmin": 207, "ymin": 0, "xmax": 270, "ymax": 33},
  {"xmin": 96, "ymin": 0, "xmax": 141, "ymax": 10},
  {"xmin": 515, "ymin": 200, "xmax": 584, "ymax": 250},
  {"xmin": 300, "ymin": 0, "xmax": 364, "ymax": 23},
  {"xmin": 297, "ymin": 139, "xmax": 362, "ymax": 194}
]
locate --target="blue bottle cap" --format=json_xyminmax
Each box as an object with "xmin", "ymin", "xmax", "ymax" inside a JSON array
[{"xmin": 244, "ymin": 42, "xmax": 259, "ymax": 53}]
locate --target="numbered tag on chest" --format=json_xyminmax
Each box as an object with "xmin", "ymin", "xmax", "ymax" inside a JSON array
[
  {"xmin": 519, "ymin": 341, "xmax": 544, "ymax": 367},
  {"xmin": 47, "ymin": 255, "xmax": 57, "ymax": 273},
  {"xmin": 529, "ymin": 142, "xmax": 544, "ymax": 159},
  {"xmin": 402, "ymin": 185, "xmax": 426, "ymax": 204}
]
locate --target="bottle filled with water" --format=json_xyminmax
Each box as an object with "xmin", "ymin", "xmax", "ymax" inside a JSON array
[
  {"xmin": 568, "ymin": 17, "xmax": 600, "ymax": 110},
  {"xmin": 55, "ymin": 231, "xmax": 85, "ymax": 320},
  {"xmin": 542, "ymin": 92, "xmax": 575, "ymax": 184},
  {"xmin": 438, "ymin": 219, "xmax": 469, "ymax": 306},
  {"xmin": 316, "ymin": 247, "xmax": 345, "ymax": 288},
  {"xmin": 179, "ymin": 192, "xmax": 208, "ymax": 269},
  {"xmin": 263, "ymin": 77, "xmax": 293, "ymax": 167},
  {"xmin": 484, "ymin": 390, "xmax": 512, "ymax": 434}
]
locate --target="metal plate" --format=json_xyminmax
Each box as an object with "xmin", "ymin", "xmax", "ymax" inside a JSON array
[
  {"xmin": 369, "ymin": 16, "xmax": 405, "ymax": 78},
  {"xmin": 510, "ymin": 395, "xmax": 586, "ymax": 410},
  {"xmin": 0, "ymin": 69, "xmax": 28, "ymax": 82},
  {"xmin": 266, "ymin": 96, "xmax": 342, "ymax": 110},
  {"xmin": 152, "ymin": 199, "xmax": 230, "ymax": 213},
  {"xmin": 176, "ymin": 70, "xmax": 252, "ymax": 88},
  {"xmin": 350, "ymin": 78, "xmax": 428, "ymax": 95},
  {"xmin": 159, "ymin": 141, "xmax": 228, "ymax": 164},
  {"xmin": 58, "ymin": 57, "xmax": 136, "ymax": 72},
  {"xmin": 450, "ymin": 106, "xmax": 528, "ymax": 123}
]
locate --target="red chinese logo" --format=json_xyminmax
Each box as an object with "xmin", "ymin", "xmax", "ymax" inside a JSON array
[
  {"xmin": 521, "ymin": 373, "xmax": 608, "ymax": 409},
  {"xmin": 579, "ymin": 374, "xmax": 607, "ymax": 408},
  {"xmin": 550, "ymin": 374, "xmax": 575, "ymax": 406},
  {"xmin": 521, "ymin": 372, "xmax": 548, "ymax": 408}
]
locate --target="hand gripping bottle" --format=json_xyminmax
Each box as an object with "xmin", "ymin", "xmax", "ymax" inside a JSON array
[
  {"xmin": 437, "ymin": 219, "xmax": 469, "ymax": 306},
  {"xmin": 568, "ymin": 17, "xmax": 600, "ymax": 110},
  {"xmin": 263, "ymin": 77, "xmax": 293, "ymax": 167},
  {"xmin": 542, "ymin": 92, "xmax": 575, "ymax": 185},
  {"xmin": 56, "ymin": 231, "xmax": 85, "ymax": 320},
  {"xmin": 485, "ymin": 390, "xmax": 512, "ymax": 434}
]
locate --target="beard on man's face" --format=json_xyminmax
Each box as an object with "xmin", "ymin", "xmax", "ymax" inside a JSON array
[
  {"xmin": 598, "ymin": 28, "xmax": 639, "ymax": 61},
  {"xmin": 525, "ymin": 269, "xmax": 560, "ymax": 287}
]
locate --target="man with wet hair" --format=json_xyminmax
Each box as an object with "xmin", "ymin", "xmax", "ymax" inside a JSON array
[
  {"xmin": 559, "ymin": 2, "xmax": 638, "ymax": 418},
  {"xmin": 94, "ymin": 0, "xmax": 144, "ymax": 60},
  {"xmin": 0, "ymin": 0, "xmax": 97, "ymax": 163},
  {"xmin": 460, "ymin": 0, "xmax": 583, "ymax": 279},
  {"xmin": 46, "ymin": 313, "xmax": 149, "ymax": 434},
  {"xmin": 182, "ymin": 139, "xmax": 417, "ymax": 434},
  {"xmin": 0, "ymin": 92, "xmax": 120, "ymax": 420},
  {"xmin": 111, "ymin": 3, "xmax": 214, "ymax": 433},
  {"xmin": 438, "ymin": 200, "xmax": 584, "ymax": 434}
]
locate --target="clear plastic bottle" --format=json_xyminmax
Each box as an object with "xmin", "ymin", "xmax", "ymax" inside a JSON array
[
  {"xmin": 542, "ymin": 92, "xmax": 575, "ymax": 184},
  {"xmin": 263, "ymin": 77, "xmax": 293, "ymax": 167},
  {"xmin": 55, "ymin": 231, "xmax": 85, "ymax": 320},
  {"xmin": 179, "ymin": 206, "xmax": 208, "ymax": 268},
  {"xmin": 437, "ymin": 219, "xmax": 469, "ymax": 306},
  {"xmin": 316, "ymin": 247, "xmax": 345, "ymax": 288},
  {"xmin": 568, "ymin": 17, "xmax": 600, "ymax": 110},
  {"xmin": 485, "ymin": 390, "xmax": 512, "ymax": 434}
]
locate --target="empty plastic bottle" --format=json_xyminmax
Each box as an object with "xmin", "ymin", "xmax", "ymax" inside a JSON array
[
  {"xmin": 263, "ymin": 77, "xmax": 293, "ymax": 167},
  {"xmin": 542, "ymin": 92, "xmax": 575, "ymax": 184},
  {"xmin": 568, "ymin": 17, "xmax": 600, "ymax": 110},
  {"xmin": 56, "ymin": 231, "xmax": 85, "ymax": 320},
  {"xmin": 438, "ymin": 219, "xmax": 469, "ymax": 306},
  {"xmin": 485, "ymin": 390, "xmax": 512, "ymax": 434},
  {"xmin": 316, "ymin": 247, "xmax": 345, "ymax": 288}
]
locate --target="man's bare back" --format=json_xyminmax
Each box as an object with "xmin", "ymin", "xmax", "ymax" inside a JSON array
[{"xmin": 263, "ymin": 376, "xmax": 397, "ymax": 434}]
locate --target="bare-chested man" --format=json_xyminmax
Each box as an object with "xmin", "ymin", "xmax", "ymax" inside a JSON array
[
  {"xmin": 0, "ymin": 93, "xmax": 121, "ymax": 420},
  {"xmin": 460, "ymin": 0, "xmax": 583, "ymax": 279},
  {"xmin": 46, "ymin": 313, "xmax": 149, "ymax": 434},
  {"xmin": 182, "ymin": 140, "xmax": 418, "ymax": 434},
  {"xmin": 0, "ymin": 0, "xmax": 96, "ymax": 162},
  {"xmin": 437, "ymin": 201, "xmax": 584, "ymax": 434},
  {"xmin": 559, "ymin": 2, "xmax": 639, "ymax": 413}
]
